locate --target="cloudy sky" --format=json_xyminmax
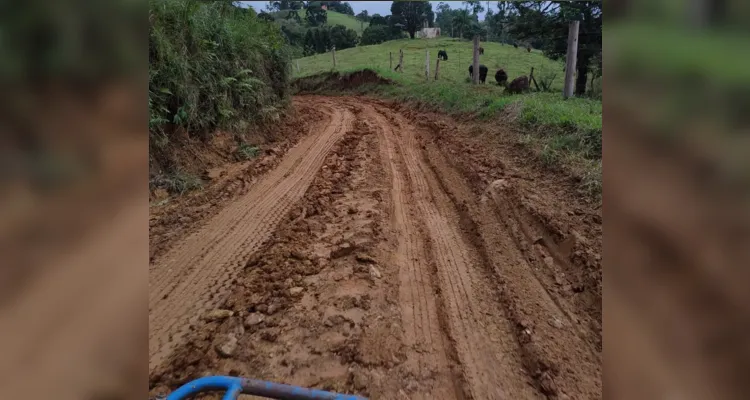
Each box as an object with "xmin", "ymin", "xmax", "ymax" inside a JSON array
[{"xmin": 238, "ymin": 1, "xmax": 491, "ymax": 19}]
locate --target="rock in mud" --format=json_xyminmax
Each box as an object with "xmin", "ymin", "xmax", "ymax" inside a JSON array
[
  {"xmin": 203, "ymin": 309, "xmax": 234, "ymax": 322},
  {"xmin": 355, "ymin": 253, "xmax": 376, "ymax": 264},
  {"xmin": 244, "ymin": 313, "xmax": 265, "ymax": 328},
  {"xmin": 330, "ymin": 242, "xmax": 355, "ymax": 259},
  {"xmin": 266, "ymin": 303, "xmax": 280, "ymax": 315},
  {"xmin": 289, "ymin": 287, "xmax": 304, "ymax": 296},
  {"xmin": 216, "ymin": 334, "xmax": 238, "ymax": 357},
  {"xmin": 369, "ymin": 265, "xmax": 382, "ymax": 280}
]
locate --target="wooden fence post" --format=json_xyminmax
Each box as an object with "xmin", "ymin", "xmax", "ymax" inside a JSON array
[
  {"xmin": 530, "ymin": 67, "xmax": 540, "ymax": 91},
  {"xmin": 390, "ymin": 52, "xmax": 393, "ymax": 71},
  {"xmin": 472, "ymin": 35, "xmax": 480, "ymax": 84},
  {"xmin": 563, "ymin": 21, "xmax": 579, "ymax": 98},
  {"xmin": 434, "ymin": 58, "xmax": 440, "ymax": 80},
  {"xmin": 425, "ymin": 48, "xmax": 430, "ymax": 81},
  {"xmin": 331, "ymin": 45, "xmax": 337, "ymax": 69}
]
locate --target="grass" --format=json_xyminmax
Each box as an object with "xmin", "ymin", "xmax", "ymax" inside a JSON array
[
  {"xmin": 290, "ymin": 9, "xmax": 368, "ymax": 35},
  {"xmin": 149, "ymin": 0, "xmax": 290, "ymax": 194},
  {"xmin": 293, "ymin": 37, "xmax": 602, "ymax": 198}
]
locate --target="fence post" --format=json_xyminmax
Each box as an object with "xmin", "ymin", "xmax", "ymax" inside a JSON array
[
  {"xmin": 563, "ymin": 21, "xmax": 579, "ymax": 98},
  {"xmin": 434, "ymin": 58, "xmax": 440, "ymax": 80},
  {"xmin": 331, "ymin": 45, "xmax": 337, "ymax": 69},
  {"xmin": 425, "ymin": 48, "xmax": 430, "ymax": 81},
  {"xmin": 530, "ymin": 67, "xmax": 540, "ymax": 91},
  {"xmin": 472, "ymin": 35, "xmax": 480, "ymax": 84},
  {"xmin": 390, "ymin": 52, "xmax": 393, "ymax": 71},
  {"xmin": 398, "ymin": 49, "xmax": 404, "ymax": 72}
]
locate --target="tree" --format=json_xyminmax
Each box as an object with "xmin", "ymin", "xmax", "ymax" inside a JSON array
[
  {"xmin": 330, "ymin": 24, "xmax": 358, "ymax": 49},
  {"xmin": 258, "ymin": 11, "xmax": 275, "ymax": 22},
  {"xmin": 267, "ymin": 1, "xmax": 303, "ymax": 11},
  {"xmin": 452, "ymin": 9, "xmax": 472, "ymax": 39},
  {"xmin": 356, "ymin": 10, "xmax": 369, "ymax": 31},
  {"xmin": 463, "ymin": 1, "xmax": 484, "ymax": 16},
  {"xmin": 284, "ymin": 9, "xmax": 303, "ymax": 23},
  {"xmin": 369, "ymin": 13, "xmax": 388, "ymax": 26},
  {"xmin": 390, "ymin": 0, "xmax": 434, "ymax": 39},
  {"xmin": 435, "ymin": 2, "xmax": 455, "ymax": 36},
  {"xmin": 356, "ymin": 10, "xmax": 369, "ymax": 21},
  {"xmin": 360, "ymin": 24, "xmax": 404, "ymax": 45},
  {"xmin": 305, "ymin": 1, "xmax": 327, "ymax": 26},
  {"xmin": 319, "ymin": 1, "xmax": 354, "ymax": 15}
]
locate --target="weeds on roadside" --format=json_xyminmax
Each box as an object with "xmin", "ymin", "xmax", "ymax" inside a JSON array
[
  {"xmin": 149, "ymin": 0, "xmax": 291, "ymax": 160},
  {"xmin": 151, "ymin": 171, "xmax": 203, "ymax": 195},
  {"xmin": 238, "ymin": 143, "xmax": 261, "ymax": 159}
]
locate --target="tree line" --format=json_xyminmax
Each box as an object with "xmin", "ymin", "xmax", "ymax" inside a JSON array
[{"xmin": 261, "ymin": 1, "xmax": 360, "ymax": 57}]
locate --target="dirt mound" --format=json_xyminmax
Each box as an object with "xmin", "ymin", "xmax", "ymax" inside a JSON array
[{"xmin": 292, "ymin": 69, "xmax": 393, "ymax": 94}]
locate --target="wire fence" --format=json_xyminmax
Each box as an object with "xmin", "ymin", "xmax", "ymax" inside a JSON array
[{"xmin": 294, "ymin": 40, "xmax": 566, "ymax": 89}]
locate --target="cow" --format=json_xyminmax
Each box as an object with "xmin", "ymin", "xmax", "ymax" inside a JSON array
[
  {"xmin": 437, "ymin": 50, "xmax": 448, "ymax": 61},
  {"xmin": 513, "ymin": 43, "xmax": 518, "ymax": 49},
  {"xmin": 494, "ymin": 69, "xmax": 508, "ymax": 86},
  {"xmin": 505, "ymin": 75, "xmax": 530, "ymax": 94},
  {"xmin": 526, "ymin": 46, "xmax": 532, "ymax": 52},
  {"xmin": 468, "ymin": 64, "xmax": 488, "ymax": 84},
  {"xmin": 479, "ymin": 46, "xmax": 485, "ymax": 55}
]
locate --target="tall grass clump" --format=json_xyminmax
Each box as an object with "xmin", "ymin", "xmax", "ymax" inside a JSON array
[{"xmin": 149, "ymin": 0, "xmax": 291, "ymax": 157}]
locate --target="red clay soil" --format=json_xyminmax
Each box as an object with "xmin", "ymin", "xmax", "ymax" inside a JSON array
[
  {"xmin": 148, "ymin": 96, "xmax": 602, "ymax": 399},
  {"xmin": 149, "ymin": 99, "xmax": 322, "ymax": 262}
]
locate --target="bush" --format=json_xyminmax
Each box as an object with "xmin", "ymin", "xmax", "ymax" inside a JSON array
[
  {"xmin": 361, "ymin": 24, "xmax": 405, "ymax": 45},
  {"xmin": 149, "ymin": 0, "xmax": 291, "ymax": 149},
  {"xmin": 303, "ymin": 25, "xmax": 358, "ymax": 56}
]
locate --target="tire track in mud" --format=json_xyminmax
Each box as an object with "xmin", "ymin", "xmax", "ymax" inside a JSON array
[
  {"xmin": 148, "ymin": 99, "xmax": 354, "ymax": 372},
  {"xmin": 419, "ymin": 139, "xmax": 602, "ymax": 398},
  {"xmin": 365, "ymin": 107, "xmax": 459, "ymax": 400},
  {"xmin": 362, "ymin": 102, "xmax": 539, "ymax": 400}
]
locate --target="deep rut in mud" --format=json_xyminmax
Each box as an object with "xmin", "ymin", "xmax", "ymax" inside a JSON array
[{"xmin": 149, "ymin": 96, "xmax": 602, "ymax": 399}]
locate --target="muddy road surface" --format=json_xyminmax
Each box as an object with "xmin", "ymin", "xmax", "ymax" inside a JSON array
[{"xmin": 149, "ymin": 96, "xmax": 602, "ymax": 399}]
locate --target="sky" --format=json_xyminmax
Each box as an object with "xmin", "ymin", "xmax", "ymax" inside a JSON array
[{"xmin": 237, "ymin": 1, "xmax": 492, "ymax": 20}]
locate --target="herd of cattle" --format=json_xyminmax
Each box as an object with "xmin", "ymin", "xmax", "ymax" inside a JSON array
[{"xmin": 433, "ymin": 48, "xmax": 531, "ymax": 94}]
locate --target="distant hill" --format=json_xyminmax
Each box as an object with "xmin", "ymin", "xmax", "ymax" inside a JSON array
[{"xmin": 273, "ymin": 9, "xmax": 368, "ymax": 35}]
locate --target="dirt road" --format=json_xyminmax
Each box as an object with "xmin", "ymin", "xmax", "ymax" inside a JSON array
[{"xmin": 149, "ymin": 96, "xmax": 602, "ymax": 399}]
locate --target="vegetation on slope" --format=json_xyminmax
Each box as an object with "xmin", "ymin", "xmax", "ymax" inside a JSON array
[{"xmin": 149, "ymin": 0, "xmax": 291, "ymax": 188}]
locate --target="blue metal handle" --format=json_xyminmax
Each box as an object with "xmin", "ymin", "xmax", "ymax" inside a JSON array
[{"xmin": 166, "ymin": 376, "xmax": 368, "ymax": 400}]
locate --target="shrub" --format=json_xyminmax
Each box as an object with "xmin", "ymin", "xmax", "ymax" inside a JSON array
[{"xmin": 360, "ymin": 24, "xmax": 404, "ymax": 45}]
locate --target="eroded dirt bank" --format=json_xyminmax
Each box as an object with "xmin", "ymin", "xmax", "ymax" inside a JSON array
[{"xmin": 149, "ymin": 96, "xmax": 602, "ymax": 399}]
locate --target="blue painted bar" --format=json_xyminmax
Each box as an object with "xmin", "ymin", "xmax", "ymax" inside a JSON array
[{"xmin": 166, "ymin": 376, "xmax": 368, "ymax": 400}]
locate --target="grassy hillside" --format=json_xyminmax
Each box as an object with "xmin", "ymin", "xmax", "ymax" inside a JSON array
[
  {"xmin": 291, "ymin": 9, "xmax": 367, "ymax": 35},
  {"xmin": 296, "ymin": 37, "xmax": 563, "ymax": 89},
  {"xmin": 294, "ymin": 37, "xmax": 602, "ymax": 197}
]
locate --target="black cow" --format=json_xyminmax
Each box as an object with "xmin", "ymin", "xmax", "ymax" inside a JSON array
[
  {"xmin": 495, "ymin": 69, "xmax": 508, "ymax": 86},
  {"xmin": 505, "ymin": 75, "xmax": 530, "ymax": 94},
  {"xmin": 468, "ymin": 64, "xmax": 488, "ymax": 84},
  {"xmin": 479, "ymin": 46, "xmax": 485, "ymax": 55},
  {"xmin": 437, "ymin": 50, "xmax": 448, "ymax": 61}
]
